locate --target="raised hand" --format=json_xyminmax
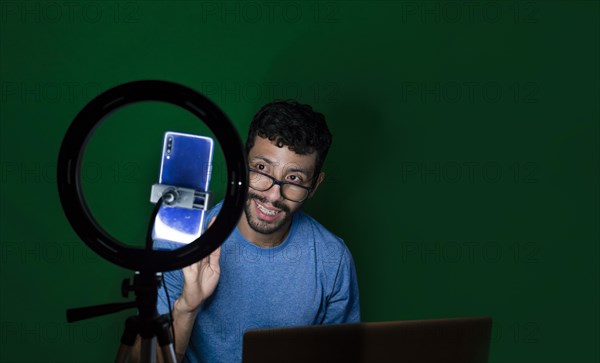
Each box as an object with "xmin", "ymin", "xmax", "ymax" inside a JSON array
[{"xmin": 177, "ymin": 245, "xmax": 221, "ymax": 313}]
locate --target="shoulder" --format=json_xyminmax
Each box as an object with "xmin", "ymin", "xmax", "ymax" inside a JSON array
[
  {"xmin": 293, "ymin": 210, "xmax": 341, "ymax": 243},
  {"xmin": 293, "ymin": 210, "xmax": 353, "ymax": 265},
  {"xmin": 294, "ymin": 211, "xmax": 359, "ymax": 311}
]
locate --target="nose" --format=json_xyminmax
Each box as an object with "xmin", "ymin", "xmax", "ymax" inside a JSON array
[{"xmin": 263, "ymin": 183, "xmax": 284, "ymax": 203}]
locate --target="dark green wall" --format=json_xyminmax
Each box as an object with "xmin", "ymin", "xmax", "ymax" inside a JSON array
[{"xmin": 1, "ymin": 1, "xmax": 598, "ymax": 362}]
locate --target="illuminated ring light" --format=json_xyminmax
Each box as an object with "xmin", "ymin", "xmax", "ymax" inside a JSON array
[{"xmin": 57, "ymin": 80, "xmax": 247, "ymax": 272}]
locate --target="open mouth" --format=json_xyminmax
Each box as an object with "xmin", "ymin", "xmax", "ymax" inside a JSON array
[{"xmin": 255, "ymin": 200, "xmax": 282, "ymax": 218}]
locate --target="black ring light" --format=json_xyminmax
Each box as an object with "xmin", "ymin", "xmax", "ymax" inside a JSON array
[{"xmin": 57, "ymin": 80, "xmax": 247, "ymax": 272}]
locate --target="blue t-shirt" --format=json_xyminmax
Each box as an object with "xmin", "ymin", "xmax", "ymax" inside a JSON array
[{"xmin": 155, "ymin": 202, "xmax": 361, "ymax": 363}]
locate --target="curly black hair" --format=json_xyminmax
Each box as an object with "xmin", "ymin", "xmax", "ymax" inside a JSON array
[{"xmin": 246, "ymin": 100, "xmax": 332, "ymax": 181}]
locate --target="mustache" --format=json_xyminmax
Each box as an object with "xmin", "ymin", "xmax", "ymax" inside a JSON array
[{"xmin": 247, "ymin": 192, "xmax": 291, "ymax": 213}]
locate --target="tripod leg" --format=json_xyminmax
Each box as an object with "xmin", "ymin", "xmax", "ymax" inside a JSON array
[
  {"xmin": 158, "ymin": 344, "xmax": 177, "ymax": 363},
  {"xmin": 141, "ymin": 337, "xmax": 157, "ymax": 363},
  {"xmin": 115, "ymin": 344, "xmax": 132, "ymax": 363},
  {"xmin": 156, "ymin": 314, "xmax": 177, "ymax": 363},
  {"xmin": 115, "ymin": 316, "xmax": 139, "ymax": 363}
]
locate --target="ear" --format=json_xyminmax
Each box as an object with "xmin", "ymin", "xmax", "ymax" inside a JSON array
[{"xmin": 308, "ymin": 172, "xmax": 325, "ymax": 199}]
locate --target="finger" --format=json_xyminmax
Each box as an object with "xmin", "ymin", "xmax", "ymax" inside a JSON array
[
  {"xmin": 208, "ymin": 217, "xmax": 216, "ymax": 228},
  {"xmin": 208, "ymin": 246, "xmax": 221, "ymax": 271},
  {"xmin": 210, "ymin": 246, "xmax": 221, "ymax": 262},
  {"xmin": 183, "ymin": 261, "xmax": 200, "ymax": 280},
  {"xmin": 199, "ymin": 217, "xmax": 217, "ymax": 266}
]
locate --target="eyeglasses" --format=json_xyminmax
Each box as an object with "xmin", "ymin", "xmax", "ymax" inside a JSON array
[{"xmin": 249, "ymin": 169, "xmax": 313, "ymax": 203}]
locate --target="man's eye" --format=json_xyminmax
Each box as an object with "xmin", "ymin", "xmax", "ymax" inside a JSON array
[
  {"xmin": 288, "ymin": 175, "xmax": 301, "ymax": 183},
  {"xmin": 256, "ymin": 164, "xmax": 265, "ymax": 170}
]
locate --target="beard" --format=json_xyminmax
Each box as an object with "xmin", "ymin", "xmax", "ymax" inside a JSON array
[{"xmin": 244, "ymin": 191, "xmax": 293, "ymax": 235}]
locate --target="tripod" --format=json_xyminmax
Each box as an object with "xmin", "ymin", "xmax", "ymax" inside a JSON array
[
  {"xmin": 67, "ymin": 271, "xmax": 177, "ymax": 363},
  {"xmin": 57, "ymin": 80, "xmax": 247, "ymax": 363}
]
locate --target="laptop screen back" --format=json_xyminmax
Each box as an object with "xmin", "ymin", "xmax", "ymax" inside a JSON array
[{"xmin": 243, "ymin": 316, "xmax": 492, "ymax": 363}]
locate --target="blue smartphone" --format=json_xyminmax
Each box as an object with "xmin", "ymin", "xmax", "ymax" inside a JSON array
[{"xmin": 152, "ymin": 131, "xmax": 214, "ymax": 244}]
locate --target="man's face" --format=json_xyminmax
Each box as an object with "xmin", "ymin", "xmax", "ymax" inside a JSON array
[{"xmin": 242, "ymin": 136, "xmax": 322, "ymax": 238}]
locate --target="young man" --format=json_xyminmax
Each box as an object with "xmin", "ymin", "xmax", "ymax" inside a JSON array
[{"xmin": 154, "ymin": 100, "xmax": 360, "ymax": 363}]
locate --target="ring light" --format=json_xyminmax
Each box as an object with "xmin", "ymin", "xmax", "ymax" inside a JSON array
[{"xmin": 57, "ymin": 80, "xmax": 247, "ymax": 272}]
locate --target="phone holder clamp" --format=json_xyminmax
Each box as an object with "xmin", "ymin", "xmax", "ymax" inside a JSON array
[{"xmin": 150, "ymin": 183, "xmax": 210, "ymax": 211}]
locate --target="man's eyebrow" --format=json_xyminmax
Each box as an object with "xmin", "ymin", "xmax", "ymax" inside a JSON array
[{"xmin": 251, "ymin": 156, "xmax": 275, "ymax": 165}]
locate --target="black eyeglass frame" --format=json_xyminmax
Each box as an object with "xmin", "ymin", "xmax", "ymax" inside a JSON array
[{"xmin": 249, "ymin": 169, "xmax": 314, "ymax": 203}]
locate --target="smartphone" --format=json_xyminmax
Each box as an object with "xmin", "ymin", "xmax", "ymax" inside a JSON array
[{"xmin": 152, "ymin": 131, "xmax": 214, "ymax": 244}]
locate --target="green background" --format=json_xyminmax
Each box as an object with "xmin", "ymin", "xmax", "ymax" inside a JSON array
[{"xmin": 1, "ymin": 1, "xmax": 598, "ymax": 362}]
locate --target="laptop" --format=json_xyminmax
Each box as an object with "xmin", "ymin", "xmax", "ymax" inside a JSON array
[{"xmin": 242, "ymin": 316, "xmax": 492, "ymax": 363}]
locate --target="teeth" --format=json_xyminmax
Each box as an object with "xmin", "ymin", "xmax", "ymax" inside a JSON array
[{"xmin": 257, "ymin": 202, "xmax": 280, "ymax": 216}]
